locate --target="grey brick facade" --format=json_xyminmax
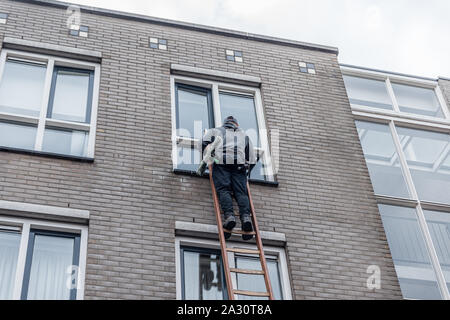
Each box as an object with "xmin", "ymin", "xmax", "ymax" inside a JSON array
[{"xmin": 0, "ymin": 0, "xmax": 419, "ymax": 299}]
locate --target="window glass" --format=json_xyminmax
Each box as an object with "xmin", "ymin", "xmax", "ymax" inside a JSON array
[
  {"xmin": 182, "ymin": 248, "xmax": 225, "ymax": 300},
  {"xmin": 249, "ymin": 158, "xmax": 265, "ymax": 181},
  {"xmin": 176, "ymin": 146, "xmax": 201, "ymax": 172},
  {"xmin": 25, "ymin": 233, "xmax": 75, "ymax": 300},
  {"xmin": 391, "ymin": 83, "xmax": 444, "ymax": 118},
  {"xmin": 423, "ymin": 209, "xmax": 450, "ymax": 293},
  {"xmin": 42, "ymin": 128, "xmax": 88, "ymax": 157},
  {"xmin": 355, "ymin": 121, "xmax": 410, "ymax": 198},
  {"xmin": 235, "ymin": 256, "xmax": 283, "ymax": 300},
  {"xmin": 48, "ymin": 68, "xmax": 92, "ymax": 123},
  {"xmin": 378, "ymin": 204, "xmax": 441, "ymax": 299},
  {"xmin": 0, "ymin": 230, "xmax": 21, "ymax": 300},
  {"xmin": 219, "ymin": 92, "xmax": 259, "ymax": 147},
  {"xmin": 343, "ymin": 75, "xmax": 392, "ymax": 110},
  {"xmin": 176, "ymin": 86, "xmax": 212, "ymax": 139},
  {"xmin": 0, "ymin": 60, "xmax": 47, "ymax": 117},
  {"xmin": 0, "ymin": 121, "xmax": 37, "ymax": 150},
  {"xmin": 396, "ymin": 127, "xmax": 450, "ymax": 204}
]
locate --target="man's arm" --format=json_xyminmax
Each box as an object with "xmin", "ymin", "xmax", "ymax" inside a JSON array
[{"xmin": 201, "ymin": 129, "xmax": 214, "ymax": 155}]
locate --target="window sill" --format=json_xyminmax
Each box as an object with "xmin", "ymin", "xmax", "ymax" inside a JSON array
[
  {"xmin": 173, "ymin": 168, "xmax": 279, "ymax": 187},
  {"xmin": 0, "ymin": 146, "xmax": 94, "ymax": 163}
]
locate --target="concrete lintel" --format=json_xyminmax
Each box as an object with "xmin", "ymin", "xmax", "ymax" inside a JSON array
[
  {"xmin": 2, "ymin": 37, "xmax": 102, "ymax": 62},
  {"xmin": 0, "ymin": 199, "xmax": 89, "ymax": 224},
  {"xmin": 175, "ymin": 220, "xmax": 286, "ymax": 246},
  {"xmin": 171, "ymin": 64, "xmax": 261, "ymax": 87}
]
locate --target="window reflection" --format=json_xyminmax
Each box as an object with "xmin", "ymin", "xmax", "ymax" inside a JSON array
[
  {"xmin": 219, "ymin": 92, "xmax": 259, "ymax": 147},
  {"xmin": 424, "ymin": 209, "xmax": 450, "ymax": 293},
  {"xmin": 343, "ymin": 75, "xmax": 393, "ymax": 110},
  {"xmin": 235, "ymin": 256, "xmax": 283, "ymax": 300},
  {"xmin": 0, "ymin": 60, "xmax": 47, "ymax": 117},
  {"xmin": 397, "ymin": 127, "xmax": 450, "ymax": 205},
  {"xmin": 355, "ymin": 121, "xmax": 410, "ymax": 198},
  {"xmin": 378, "ymin": 204, "xmax": 442, "ymax": 299},
  {"xmin": 391, "ymin": 83, "xmax": 444, "ymax": 118},
  {"xmin": 182, "ymin": 248, "xmax": 225, "ymax": 300},
  {"xmin": 176, "ymin": 86, "xmax": 213, "ymax": 139}
]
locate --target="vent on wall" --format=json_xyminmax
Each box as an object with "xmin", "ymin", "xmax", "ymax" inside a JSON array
[
  {"xmin": 225, "ymin": 49, "xmax": 243, "ymax": 62},
  {"xmin": 69, "ymin": 24, "xmax": 89, "ymax": 37},
  {"xmin": 299, "ymin": 62, "xmax": 316, "ymax": 74},
  {"xmin": 150, "ymin": 37, "xmax": 167, "ymax": 50}
]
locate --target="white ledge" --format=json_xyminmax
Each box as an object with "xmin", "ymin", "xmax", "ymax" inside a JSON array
[
  {"xmin": 2, "ymin": 37, "xmax": 102, "ymax": 62},
  {"xmin": 0, "ymin": 199, "xmax": 89, "ymax": 224},
  {"xmin": 171, "ymin": 64, "xmax": 261, "ymax": 87},
  {"xmin": 175, "ymin": 221, "xmax": 286, "ymax": 246}
]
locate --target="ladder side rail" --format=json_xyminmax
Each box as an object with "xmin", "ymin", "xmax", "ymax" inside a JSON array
[{"xmin": 246, "ymin": 181, "xmax": 275, "ymax": 300}]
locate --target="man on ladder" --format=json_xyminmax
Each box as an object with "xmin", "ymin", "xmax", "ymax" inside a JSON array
[{"xmin": 201, "ymin": 116, "xmax": 257, "ymax": 240}]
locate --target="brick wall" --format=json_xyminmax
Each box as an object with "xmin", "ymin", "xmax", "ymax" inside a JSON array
[
  {"xmin": 438, "ymin": 78, "xmax": 450, "ymax": 110},
  {"xmin": 0, "ymin": 0, "xmax": 402, "ymax": 299}
]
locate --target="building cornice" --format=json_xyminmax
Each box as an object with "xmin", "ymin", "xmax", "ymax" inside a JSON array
[{"xmin": 12, "ymin": 0, "xmax": 339, "ymax": 55}]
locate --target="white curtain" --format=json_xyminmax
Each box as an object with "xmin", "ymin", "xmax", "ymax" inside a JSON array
[
  {"xmin": 26, "ymin": 235, "xmax": 74, "ymax": 300},
  {"xmin": 0, "ymin": 231, "xmax": 21, "ymax": 299}
]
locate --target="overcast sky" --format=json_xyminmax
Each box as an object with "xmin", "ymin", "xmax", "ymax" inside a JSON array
[{"xmin": 70, "ymin": 0, "xmax": 450, "ymax": 79}]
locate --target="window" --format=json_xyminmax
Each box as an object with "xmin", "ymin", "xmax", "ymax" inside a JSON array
[
  {"xmin": 343, "ymin": 72, "xmax": 449, "ymax": 120},
  {"xmin": 0, "ymin": 216, "xmax": 87, "ymax": 300},
  {"xmin": 343, "ymin": 75, "xmax": 393, "ymax": 110},
  {"xmin": 0, "ymin": 227, "xmax": 21, "ymax": 299},
  {"xmin": 21, "ymin": 230, "xmax": 80, "ymax": 300},
  {"xmin": 424, "ymin": 209, "xmax": 450, "ymax": 293},
  {"xmin": 234, "ymin": 255, "xmax": 283, "ymax": 300},
  {"xmin": 181, "ymin": 247, "xmax": 226, "ymax": 300},
  {"xmin": 0, "ymin": 49, "xmax": 100, "ymax": 158},
  {"xmin": 343, "ymin": 65, "xmax": 450, "ymax": 300},
  {"xmin": 0, "ymin": 59, "xmax": 47, "ymax": 117},
  {"xmin": 396, "ymin": 127, "xmax": 450, "ymax": 205},
  {"xmin": 378, "ymin": 204, "xmax": 441, "ymax": 299},
  {"xmin": 171, "ymin": 75, "xmax": 275, "ymax": 182},
  {"xmin": 391, "ymin": 83, "xmax": 444, "ymax": 118},
  {"xmin": 176, "ymin": 238, "xmax": 291, "ymax": 300},
  {"xmin": 355, "ymin": 121, "xmax": 409, "ymax": 198}
]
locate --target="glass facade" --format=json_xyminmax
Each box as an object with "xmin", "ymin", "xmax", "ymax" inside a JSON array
[{"xmin": 346, "ymin": 71, "xmax": 450, "ymax": 300}]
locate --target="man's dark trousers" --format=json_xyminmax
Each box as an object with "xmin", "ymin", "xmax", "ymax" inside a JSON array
[{"xmin": 212, "ymin": 164, "xmax": 250, "ymax": 218}]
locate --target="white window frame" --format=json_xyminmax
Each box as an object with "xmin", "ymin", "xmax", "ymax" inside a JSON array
[
  {"xmin": 175, "ymin": 236, "xmax": 292, "ymax": 300},
  {"xmin": 342, "ymin": 65, "xmax": 450, "ymax": 300},
  {"xmin": 0, "ymin": 49, "xmax": 101, "ymax": 158},
  {"xmin": 0, "ymin": 215, "xmax": 88, "ymax": 300},
  {"xmin": 170, "ymin": 75, "xmax": 275, "ymax": 182}
]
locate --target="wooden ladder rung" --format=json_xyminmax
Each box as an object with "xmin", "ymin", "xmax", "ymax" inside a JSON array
[
  {"xmin": 233, "ymin": 290, "xmax": 270, "ymax": 297},
  {"xmin": 230, "ymin": 268, "xmax": 265, "ymax": 275},
  {"xmin": 226, "ymin": 247, "xmax": 260, "ymax": 255},
  {"xmin": 223, "ymin": 229, "xmax": 256, "ymax": 235}
]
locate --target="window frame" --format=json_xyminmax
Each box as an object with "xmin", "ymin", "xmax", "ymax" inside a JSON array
[
  {"xmin": 170, "ymin": 75, "xmax": 275, "ymax": 182},
  {"xmin": 0, "ymin": 215, "xmax": 88, "ymax": 300},
  {"xmin": 175, "ymin": 236, "xmax": 292, "ymax": 300},
  {"xmin": 342, "ymin": 65, "xmax": 450, "ymax": 300},
  {"xmin": 0, "ymin": 49, "xmax": 101, "ymax": 159}
]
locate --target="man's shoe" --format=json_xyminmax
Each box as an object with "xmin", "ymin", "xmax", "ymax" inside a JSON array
[
  {"xmin": 241, "ymin": 215, "xmax": 253, "ymax": 241},
  {"xmin": 223, "ymin": 214, "xmax": 236, "ymax": 231},
  {"xmin": 223, "ymin": 214, "xmax": 236, "ymax": 240}
]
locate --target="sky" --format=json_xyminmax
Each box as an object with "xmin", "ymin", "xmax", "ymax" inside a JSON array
[{"xmin": 69, "ymin": 0, "xmax": 450, "ymax": 79}]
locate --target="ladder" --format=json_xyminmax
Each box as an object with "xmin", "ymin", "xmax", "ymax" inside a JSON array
[{"xmin": 208, "ymin": 164, "xmax": 274, "ymax": 300}]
